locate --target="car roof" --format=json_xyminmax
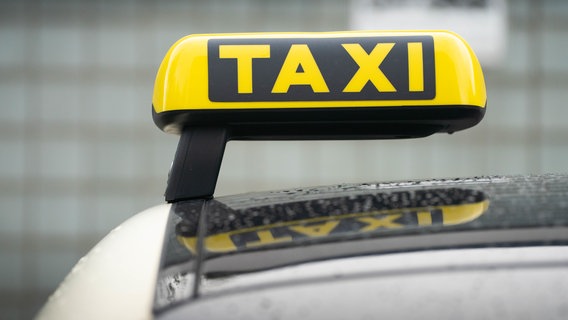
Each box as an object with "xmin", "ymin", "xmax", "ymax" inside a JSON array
[{"xmin": 154, "ymin": 174, "xmax": 568, "ymax": 314}]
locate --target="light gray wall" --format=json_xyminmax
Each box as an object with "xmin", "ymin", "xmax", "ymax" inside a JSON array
[{"xmin": 1, "ymin": 0, "xmax": 567, "ymax": 318}]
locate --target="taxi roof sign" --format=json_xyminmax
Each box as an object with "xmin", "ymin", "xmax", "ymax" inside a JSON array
[
  {"xmin": 153, "ymin": 30, "xmax": 486, "ymax": 138},
  {"xmin": 152, "ymin": 31, "xmax": 487, "ymax": 201}
]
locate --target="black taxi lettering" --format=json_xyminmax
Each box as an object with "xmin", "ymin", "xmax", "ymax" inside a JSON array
[{"xmin": 208, "ymin": 36, "xmax": 435, "ymax": 102}]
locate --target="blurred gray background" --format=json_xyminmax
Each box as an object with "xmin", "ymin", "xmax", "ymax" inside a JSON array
[{"xmin": 1, "ymin": 0, "xmax": 567, "ymax": 318}]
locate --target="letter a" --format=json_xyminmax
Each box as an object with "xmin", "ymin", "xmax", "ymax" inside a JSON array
[{"xmin": 272, "ymin": 44, "xmax": 329, "ymax": 93}]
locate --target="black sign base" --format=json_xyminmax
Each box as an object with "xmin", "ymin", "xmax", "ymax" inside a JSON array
[{"xmin": 165, "ymin": 127, "xmax": 228, "ymax": 202}]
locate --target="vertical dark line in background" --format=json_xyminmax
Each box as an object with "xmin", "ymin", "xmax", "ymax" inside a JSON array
[
  {"xmin": 21, "ymin": 1, "xmax": 41, "ymax": 318},
  {"xmin": 134, "ymin": 0, "xmax": 155, "ymax": 206},
  {"xmin": 78, "ymin": 0, "xmax": 100, "ymax": 265},
  {"xmin": 528, "ymin": 0, "xmax": 543, "ymax": 172},
  {"xmin": 93, "ymin": 1, "xmax": 105, "ymax": 236}
]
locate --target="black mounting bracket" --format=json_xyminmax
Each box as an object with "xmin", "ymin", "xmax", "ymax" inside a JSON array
[{"xmin": 165, "ymin": 127, "xmax": 228, "ymax": 203}]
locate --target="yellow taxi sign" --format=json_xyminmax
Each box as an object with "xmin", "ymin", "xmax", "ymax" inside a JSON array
[{"xmin": 153, "ymin": 30, "xmax": 485, "ymax": 137}]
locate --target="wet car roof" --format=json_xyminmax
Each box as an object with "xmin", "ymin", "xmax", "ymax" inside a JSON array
[{"xmin": 154, "ymin": 174, "xmax": 568, "ymax": 313}]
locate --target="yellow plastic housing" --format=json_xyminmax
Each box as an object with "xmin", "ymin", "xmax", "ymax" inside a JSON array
[
  {"xmin": 153, "ymin": 30, "xmax": 485, "ymax": 113},
  {"xmin": 152, "ymin": 30, "xmax": 487, "ymax": 139}
]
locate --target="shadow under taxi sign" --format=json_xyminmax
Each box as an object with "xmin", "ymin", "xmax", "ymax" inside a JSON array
[{"xmin": 208, "ymin": 36, "xmax": 435, "ymax": 102}]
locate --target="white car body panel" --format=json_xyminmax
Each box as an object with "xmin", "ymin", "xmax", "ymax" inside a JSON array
[{"xmin": 36, "ymin": 205, "xmax": 170, "ymax": 320}]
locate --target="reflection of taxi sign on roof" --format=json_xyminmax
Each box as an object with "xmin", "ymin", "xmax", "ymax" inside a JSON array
[
  {"xmin": 152, "ymin": 31, "xmax": 487, "ymax": 201},
  {"xmin": 176, "ymin": 189, "xmax": 489, "ymax": 254}
]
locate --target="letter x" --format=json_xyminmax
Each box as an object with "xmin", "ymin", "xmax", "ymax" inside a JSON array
[
  {"xmin": 342, "ymin": 43, "xmax": 396, "ymax": 93},
  {"xmin": 358, "ymin": 214, "xmax": 403, "ymax": 231}
]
